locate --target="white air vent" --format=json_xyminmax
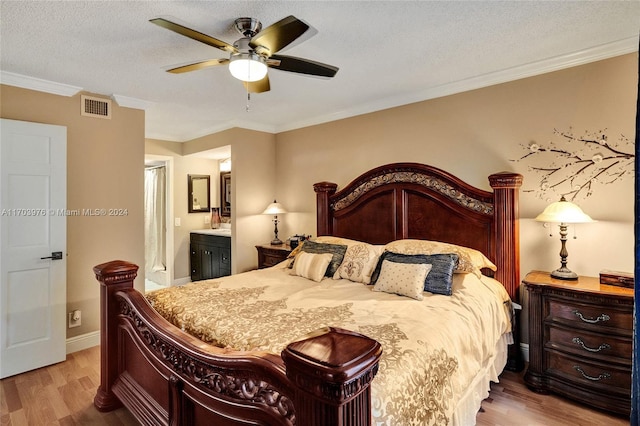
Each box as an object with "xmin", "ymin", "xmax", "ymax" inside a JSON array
[{"xmin": 81, "ymin": 95, "xmax": 111, "ymax": 119}]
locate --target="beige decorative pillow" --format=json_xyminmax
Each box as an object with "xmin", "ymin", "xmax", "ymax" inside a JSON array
[
  {"xmin": 384, "ymin": 239, "xmax": 496, "ymax": 278},
  {"xmin": 290, "ymin": 252, "xmax": 333, "ymax": 282},
  {"xmin": 333, "ymin": 243, "xmax": 384, "ymax": 284},
  {"xmin": 373, "ymin": 260, "xmax": 432, "ymax": 300},
  {"xmin": 313, "ymin": 236, "xmax": 363, "ymax": 246}
]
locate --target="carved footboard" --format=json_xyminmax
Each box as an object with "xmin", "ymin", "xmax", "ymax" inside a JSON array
[{"xmin": 93, "ymin": 261, "xmax": 382, "ymax": 426}]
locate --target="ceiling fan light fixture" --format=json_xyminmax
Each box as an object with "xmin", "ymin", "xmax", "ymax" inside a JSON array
[
  {"xmin": 151, "ymin": 15, "xmax": 338, "ymax": 93},
  {"xmin": 229, "ymin": 52, "xmax": 267, "ymax": 82}
]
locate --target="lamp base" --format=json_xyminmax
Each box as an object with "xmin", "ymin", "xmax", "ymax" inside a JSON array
[
  {"xmin": 551, "ymin": 267, "xmax": 578, "ymax": 280},
  {"xmin": 270, "ymin": 238, "xmax": 283, "ymax": 246}
]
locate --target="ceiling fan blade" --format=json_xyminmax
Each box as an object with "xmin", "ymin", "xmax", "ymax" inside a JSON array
[
  {"xmin": 268, "ymin": 55, "xmax": 338, "ymax": 78},
  {"xmin": 167, "ymin": 58, "xmax": 229, "ymax": 74},
  {"xmin": 243, "ymin": 75, "xmax": 270, "ymax": 93},
  {"xmin": 249, "ymin": 15, "xmax": 309, "ymax": 56},
  {"xmin": 150, "ymin": 18, "xmax": 237, "ymax": 53}
]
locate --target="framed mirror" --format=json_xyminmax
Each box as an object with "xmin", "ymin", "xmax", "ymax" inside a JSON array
[
  {"xmin": 220, "ymin": 172, "xmax": 231, "ymax": 217},
  {"xmin": 188, "ymin": 174, "xmax": 210, "ymax": 213}
]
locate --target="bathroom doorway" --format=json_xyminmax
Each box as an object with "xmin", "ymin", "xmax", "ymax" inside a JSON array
[{"xmin": 144, "ymin": 155, "xmax": 174, "ymax": 291}]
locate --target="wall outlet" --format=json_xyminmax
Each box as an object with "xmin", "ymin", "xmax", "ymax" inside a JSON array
[
  {"xmin": 68, "ymin": 310, "xmax": 81, "ymax": 328},
  {"xmin": 204, "ymin": 215, "xmax": 210, "ymax": 224}
]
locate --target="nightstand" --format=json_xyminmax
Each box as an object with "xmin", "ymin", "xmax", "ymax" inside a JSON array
[
  {"xmin": 523, "ymin": 270, "xmax": 634, "ymax": 416},
  {"xmin": 256, "ymin": 244, "xmax": 292, "ymax": 269}
]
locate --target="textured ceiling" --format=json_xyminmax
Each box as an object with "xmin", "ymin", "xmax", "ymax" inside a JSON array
[{"xmin": 1, "ymin": 1, "xmax": 638, "ymax": 142}]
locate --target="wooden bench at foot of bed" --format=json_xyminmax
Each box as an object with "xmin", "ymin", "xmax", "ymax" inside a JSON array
[{"xmin": 93, "ymin": 260, "xmax": 382, "ymax": 426}]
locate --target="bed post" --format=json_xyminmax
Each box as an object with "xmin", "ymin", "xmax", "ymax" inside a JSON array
[
  {"xmin": 282, "ymin": 327, "xmax": 382, "ymax": 426},
  {"xmin": 488, "ymin": 172, "xmax": 523, "ymax": 302},
  {"xmin": 314, "ymin": 182, "xmax": 338, "ymax": 236},
  {"xmin": 92, "ymin": 260, "xmax": 139, "ymax": 412}
]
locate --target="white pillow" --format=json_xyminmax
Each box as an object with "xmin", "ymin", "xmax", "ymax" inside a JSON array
[
  {"xmin": 291, "ymin": 252, "xmax": 333, "ymax": 282},
  {"xmin": 333, "ymin": 242, "xmax": 384, "ymax": 284},
  {"xmin": 373, "ymin": 259, "xmax": 432, "ymax": 300}
]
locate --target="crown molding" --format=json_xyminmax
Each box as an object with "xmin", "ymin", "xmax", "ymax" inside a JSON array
[
  {"xmin": 112, "ymin": 94, "xmax": 154, "ymax": 111},
  {"xmin": 155, "ymin": 37, "xmax": 639, "ymax": 141},
  {"xmin": 0, "ymin": 72, "xmax": 154, "ymax": 111},
  {"xmin": 3, "ymin": 36, "xmax": 637, "ymax": 141},
  {"xmin": 150, "ymin": 120, "xmax": 277, "ymax": 143},
  {"xmin": 0, "ymin": 70, "xmax": 82, "ymax": 96},
  {"xmin": 275, "ymin": 36, "xmax": 639, "ymax": 134}
]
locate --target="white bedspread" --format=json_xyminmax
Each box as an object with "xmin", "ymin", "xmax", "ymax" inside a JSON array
[{"xmin": 146, "ymin": 264, "xmax": 512, "ymax": 425}]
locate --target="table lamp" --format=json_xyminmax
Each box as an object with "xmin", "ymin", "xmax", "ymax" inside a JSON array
[
  {"xmin": 535, "ymin": 196, "xmax": 594, "ymax": 280},
  {"xmin": 262, "ymin": 200, "xmax": 287, "ymax": 245}
]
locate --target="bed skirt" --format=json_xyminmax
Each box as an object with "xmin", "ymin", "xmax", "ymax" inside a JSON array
[{"xmin": 451, "ymin": 333, "xmax": 509, "ymax": 426}]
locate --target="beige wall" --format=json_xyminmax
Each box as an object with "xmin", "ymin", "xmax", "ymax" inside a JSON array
[
  {"xmin": 148, "ymin": 127, "xmax": 277, "ymax": 277},
  {"xmin": 161, "ymin": 54, "xmax": 635, "ymax": 288},
  {"xmin": 4, "ymin": 53, "xmax": 628, "ymax": 344},
  {"xmin": 273, "ymin": 54, "xmax": 637, "ymax": 347},
  {"xmin": 275, "ymin": 54, "xmax": 637, "ymax": 284},
  {"xmin": 186, "ymin": 128, "xmax": 277, "ymax": 273},
  {"xmin": 1, "ymin": 84, "xmax": 145, "ymax": 339}
]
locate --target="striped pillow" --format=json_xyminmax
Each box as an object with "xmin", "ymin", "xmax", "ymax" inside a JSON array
[
  {"xmin": 299, "ymin": 240, "xmax": 348, "ymax": 277},
  {"xmin": 291, "ymin": 252, "xmax": 334, "ymax": 282}
]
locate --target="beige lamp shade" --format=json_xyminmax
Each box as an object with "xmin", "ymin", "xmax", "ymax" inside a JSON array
[
  {"xmin": 262, "ymin": 200, "xmax": 287, "ymax": 215},
  {"xmin": 535, "ymin": 197, "xmax": 594, "ymax": 224}
]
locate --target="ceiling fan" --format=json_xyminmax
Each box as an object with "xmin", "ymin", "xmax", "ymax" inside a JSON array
[{"xmin": 150, "ymin": 15, "xmax": 339, "ymax": 93}]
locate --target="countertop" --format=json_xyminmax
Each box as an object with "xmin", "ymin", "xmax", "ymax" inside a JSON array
[{"xmin": 190, "ymin": 228, "xmax": 231, "ymax": 237}]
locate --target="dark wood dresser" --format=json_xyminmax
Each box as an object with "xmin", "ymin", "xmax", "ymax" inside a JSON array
[
  {"xmin": 256, "ymin": 243, "xmax": 292, "ymax": 269},
  {"xmin": 523, "ymin": 271, "xmax": 634, "ymax": 416}
]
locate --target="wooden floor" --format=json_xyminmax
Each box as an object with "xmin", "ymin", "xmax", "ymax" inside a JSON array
[
  {"xmin": 476, "ymin": 369, "xmax": 630, "ymax": 426},
  {"xmin": 0, "ymin": 346, "xmax": 630, "ymax": 425},
  {"xmin": 0, "ymin": 346, "xmax": 137, "ymax": 426}
]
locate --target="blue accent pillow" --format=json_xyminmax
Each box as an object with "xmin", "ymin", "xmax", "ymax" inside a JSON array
[
  {"xmin": 298, "ymin": 240, "xmax": 348, "ymax": 277},
  {"xmin": 370, "ymin": 251, "xmax": 459, "ymax": 296}
]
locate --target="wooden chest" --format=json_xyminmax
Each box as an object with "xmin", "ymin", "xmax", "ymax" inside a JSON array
[
  {"xmin": 599, "ymin": 270, "xmax": 634, "ymax": 288},
  {"xmin": 256, "ymin": 243, "xmax": 292, "ymax": 269},
  {"xmin": 523, "ymin": 271, "xmax": 634, "ymax": 416}
]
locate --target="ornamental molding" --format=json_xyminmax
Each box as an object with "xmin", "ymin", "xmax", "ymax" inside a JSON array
[
  {"xmin": 287, "ymin": 363, "xmax": 379, "ymax": 404},
  {"xmin": 332, "ymin": 171, "xmax": 493, "ymax": 215},
  {"xmin": 96, "ymin": 272, "xmax": 138, "ymax": 284},
  {"xmin": 119, "ymin": 300, "xmax": 296, "ymax": 425}
]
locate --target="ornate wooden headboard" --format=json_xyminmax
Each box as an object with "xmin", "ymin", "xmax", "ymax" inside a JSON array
[{"xmin": 314, "ymin": 163, "xmax": 522, "ymax": 300}]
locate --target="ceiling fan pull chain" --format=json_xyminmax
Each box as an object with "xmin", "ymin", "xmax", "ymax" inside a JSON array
[{"xmin": 246, "ymin": 91, "xmax": 251, "ymax": 112}]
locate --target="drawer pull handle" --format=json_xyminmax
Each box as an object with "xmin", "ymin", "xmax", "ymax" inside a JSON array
[
  {"xmin": 572, "ymin": 310, "xmax": 610, "ymax": 324},
  {"xmin": 571, "ymin": 337, "xmax": 611, "ymax": 353},
  {"xmin": 573, "ymin": 365, "xmax": 611, "ymax": 381}
]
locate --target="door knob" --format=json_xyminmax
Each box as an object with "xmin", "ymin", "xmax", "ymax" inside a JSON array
[{"xmin": 41, "ymin": 251, "xmax": 63, "ymax": 260}]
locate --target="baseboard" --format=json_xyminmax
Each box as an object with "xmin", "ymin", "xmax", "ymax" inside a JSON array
[
  {"xmin": 66, "ymin": 331, "xmax": 100, "ymax": 354},
  {"xmin": 174, "ymin": 276, "xmax": 191, "ymax": 286}
]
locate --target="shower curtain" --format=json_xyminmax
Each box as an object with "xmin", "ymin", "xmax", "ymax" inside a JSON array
[{"xmin": 145, "ymin": 166, "xmax": 166, "ymax": 275}]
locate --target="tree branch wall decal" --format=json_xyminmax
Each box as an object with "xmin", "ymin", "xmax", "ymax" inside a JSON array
[{"xmin": 513, "ymin": 128, "xmax": 634, "ymax": 201}]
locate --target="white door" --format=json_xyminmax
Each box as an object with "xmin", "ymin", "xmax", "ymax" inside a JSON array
[{"xmin": 0, "ymin": 118, "xmax": 67, "ymax": 378}]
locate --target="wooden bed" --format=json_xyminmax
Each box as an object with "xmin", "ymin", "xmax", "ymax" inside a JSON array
[{"xmin": 93, "ymin": 162, "xmax": 522, "ymax": 425}]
